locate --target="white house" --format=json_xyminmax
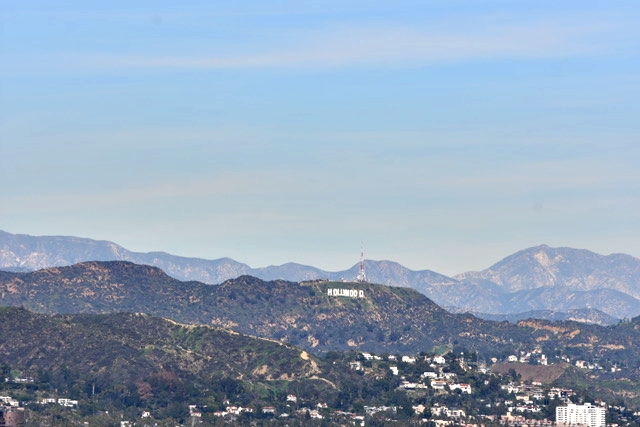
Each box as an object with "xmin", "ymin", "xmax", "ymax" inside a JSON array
[
  {"xmin": 58, "ymin": 398, "xmax": 78, "ymax": 407},
  {"xmin": 433, "ymin": 356, "xmax": 446, "ymax": 364},
  {"xmin": 450, "ymin": 383, "xmax": 472, "ymax": 394}
]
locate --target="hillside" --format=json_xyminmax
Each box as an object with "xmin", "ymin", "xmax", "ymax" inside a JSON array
[
  {"xmin": 0, "ymin": 261, "xmax": 513, "ymax": 355},
  {"xmin": 1, "ymin": 261, "xmax": 640, "ymax": 367},
  {"xmin": 457, "ymin": 308, "xmax": 620, "ymax": 326},
  {"xmin": 0, "ymin": 306, "xmax": 321, "ymax": 383},
  {"xmin": 0, "ymin": 306, "xmax": 347, "ymax": 422}
]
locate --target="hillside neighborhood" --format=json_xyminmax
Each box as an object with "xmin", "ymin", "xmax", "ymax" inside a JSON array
[{"xmin": 2, "ymin": 347, "xmax": 639, "ymax": 426}]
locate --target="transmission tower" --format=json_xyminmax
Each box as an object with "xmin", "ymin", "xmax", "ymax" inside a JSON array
[{"xmin": 356, "ymin": 244, "xmax": 367, "ymax": 283}]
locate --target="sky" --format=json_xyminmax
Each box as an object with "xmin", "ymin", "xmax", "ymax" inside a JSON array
[{"xmin": 1, "ymin": 0, "xmax": 639, "ymax": 276}]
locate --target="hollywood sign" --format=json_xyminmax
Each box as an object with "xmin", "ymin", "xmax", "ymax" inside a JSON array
[{"xmin": 327, "ymin": 288, "xmax": 364, "ymax": 298}]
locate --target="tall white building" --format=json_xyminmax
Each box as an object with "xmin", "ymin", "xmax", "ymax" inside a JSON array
[{"xmin": 556, "ymin": 403, "xmax": 606, "ymax": 427}]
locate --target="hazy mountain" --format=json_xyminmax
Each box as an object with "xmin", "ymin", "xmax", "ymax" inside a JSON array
[
  {"xmin": 3, "ymin": 231, "xmax": 640, "ymax": 321},
  {"xmin": 0, "ymin": 230, "xmax": 450, "ymax": 286},
  {"xmin": 0, "ymin": 230, "xmax": 252, "ymax": 283},
  {"xmin": 451, "ymin": 245, "xmax": 640, "ymax": 319},
  {"xmin": 443, "ymin": 285, "xmax": 640, "ymax": 321},
  {"xmin": 456, "ymin": 244, "xmax": 640, "ymax": 297}
]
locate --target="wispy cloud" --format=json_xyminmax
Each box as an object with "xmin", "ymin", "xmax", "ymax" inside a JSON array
[{"xmin": 28, "ymin": 18, "xmax": 631, "ymax": 73}]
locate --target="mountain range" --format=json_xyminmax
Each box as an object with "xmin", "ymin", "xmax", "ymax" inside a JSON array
[
  {"xmin": 0, "ymin": 261, "xmax": 511, "ymax": 355},
  {"xmin": 2, "ymin": 260, "xmax": 640, "ymax": 366},
  {"xmin": 2, "ymin": 230, "xmax": 639, "ymax": 321}
]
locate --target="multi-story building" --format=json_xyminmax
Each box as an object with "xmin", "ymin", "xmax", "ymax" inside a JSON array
[{"xmin": 556, "ymin": 403, "xmax": 606, "ymax": 427}]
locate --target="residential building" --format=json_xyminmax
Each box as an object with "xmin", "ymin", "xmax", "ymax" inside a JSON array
[{"xmin": 556, "ymin": 403, "xmax": 605, "ymax": 427}]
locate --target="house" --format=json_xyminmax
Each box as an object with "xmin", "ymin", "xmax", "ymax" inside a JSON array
[
  {"xmin": 58, "ymin": 398, "xmax": 78, "ymax": 407},
  {"xmin": 309, "ymin": 409, "xmax": 323, "ymax": 419},
  {"xmin": 401, "ymin": 381, "xmax": 418, "ymax": 389},
  {"xmin": 0, "ymin": 397, "xmax": 18, "ymax": 407},
  {"xmin": 390, "ymin": 366, "xmax": 399, "ymax": 375},
  {"xmin": 450, "ymin": 383, "xmax": 472, "ymax": 394},
  {"xmin": 402, "ymin": 356, "xmax": 416, "ymax": 364},
  {"xmin": 447, "ymin": 408, "xmax": 466, "ymax": 418},
  {"xmin": 364, "ymin": 405, "xmax": 397, "ymax": 415},
  {"xmin": 226, "ymin": 406, "xmax": 241, "ymax": 415},
  {"xmin": 350, "ymin": 361, "xmax": 363, "ymax": 371},
  {"xmin": 502, "ymin": 384, "xmax": 521, "ymax": 394},
  {"xmin": 188, "ymin": 404, "xmax": 202, "ymax": 417},
  {"xmin": 433, "ymin": 356, "xmax": 446, "ymax": 364},
  {"xmin": 431, "ymin": 380, "xmax": 447, "ymax": 390}
]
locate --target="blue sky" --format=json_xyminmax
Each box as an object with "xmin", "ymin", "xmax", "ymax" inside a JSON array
[{"xmin": 1, "ymin": 1, "xmax": 639, "ymax": 275}]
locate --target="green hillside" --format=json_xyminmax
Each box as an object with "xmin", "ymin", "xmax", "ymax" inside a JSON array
[{"xmin": 1, "ymin": 262, "xmax": 639, "ymax": 366}]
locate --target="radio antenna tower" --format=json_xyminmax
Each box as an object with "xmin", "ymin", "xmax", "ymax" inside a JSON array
[{"xmin": 356, "ymin": 243, "xmax": 367, "ymax": 283}]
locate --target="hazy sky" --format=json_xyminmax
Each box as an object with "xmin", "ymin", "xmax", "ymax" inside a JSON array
[{"xmin": 1, "ymin": 1, "xmax": 639, "ymax": 276}]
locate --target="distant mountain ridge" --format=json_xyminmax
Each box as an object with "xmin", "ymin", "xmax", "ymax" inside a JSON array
[
  {"xmin": 0, "ymin": 230, "xmax": 452, "ymax": 285},
  {"xmin": 0, "ymin": 230, "xmax": 253, "ymax": 283},
  {"xmin": 456, "ymin": 244, "xmax": 640, "ymax": 297},
  {"xmin": 2, "ymin": 230, "xmax": 640, "ymax": 320}
]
